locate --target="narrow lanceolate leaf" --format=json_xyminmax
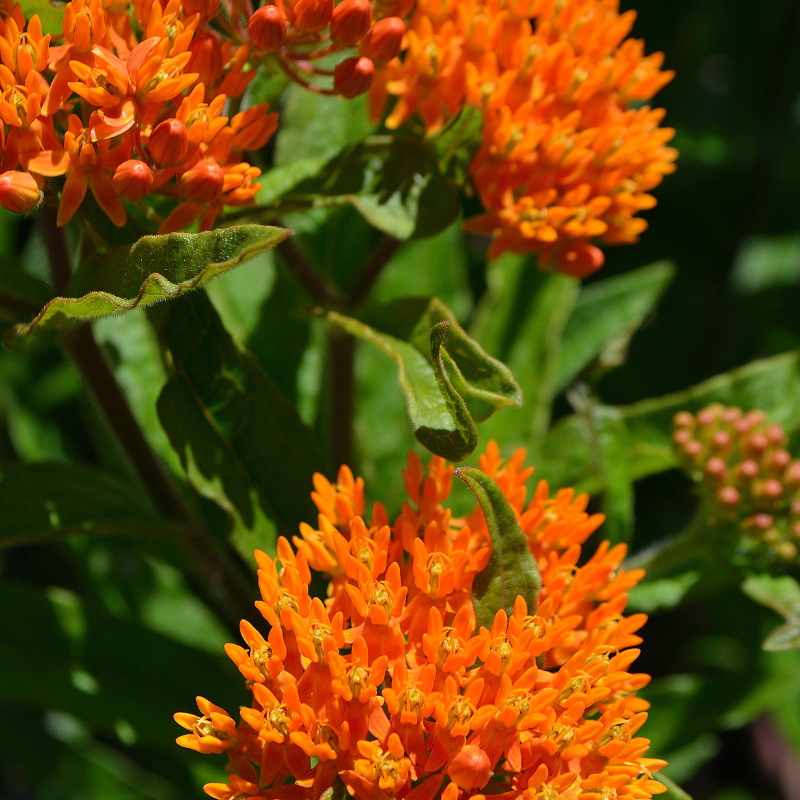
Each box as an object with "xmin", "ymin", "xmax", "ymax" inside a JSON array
[
  {"xmin": 324, "ymin": 298, "xmax": 520, "ymax": 461},
  {"xmin": 6, "ymin": 225, "xmax": 289, "ymax": 343},
  {"xmin": 0, "ymin": 463, "xmax": 161, "ymax": 547},
  {"xmin": 455, "ymin": 467, "xmax": 540, "ymax": 629},
  {"xmin": 556, "ymin": 260, "xmax": 676, "ymax": 392},
  {"xmin": 741, "ymin": 573, "xmax": 800, "ymax": 651},
  {"xmin": 157, "ymin": 292, "xmax": 325, "ymax": 546}
]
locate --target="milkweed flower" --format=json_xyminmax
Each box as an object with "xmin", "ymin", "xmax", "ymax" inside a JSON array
[
  {"xmin": 176, "ymin": 442, "xmax": 666, "ymax": 800},
  {"xmin": 372, "ymin": 0, "xmax": 678, "ymax": 275},
  {"xmin": 674, "ymin": 403, "xmax": 800, "ymax": 564}
]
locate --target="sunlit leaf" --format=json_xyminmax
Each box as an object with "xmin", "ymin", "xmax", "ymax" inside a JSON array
[
  {"xmin": 156, "ymin": 292, "xmax": 325, "ymax": 553},
  {"xmin": 18, "ymin": 0, "xmax": 63, "ymax": 34},
  {"xmin": 556, "ymin": 261, "xmax": 676, "ymax": 392},
  {"xmin": 455, "ymin": 467, "xmax": 540, "ymax": 629},
  {"xmin": 742, "ymin": 573, "xmax": 800, "ymax": 651},
  {"xmin": 324, "ymin": 297, "xmax": 520, "ymax": 461},
  {"xmin": 6, "ymin": 225, "xmax": 289, "ymax": 343}
]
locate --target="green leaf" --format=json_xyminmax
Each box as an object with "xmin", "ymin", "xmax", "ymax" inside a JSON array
[
  {"xmin": 429, "ymin": 105, "xmax": 484, "ymax": 185},
  {"xmin": 569, "ymin": 394, "xmax": 634, "ymax": 544},
  {"xmin": 0, "ymin": 463, "xmax": 161, "ymax": 547},
  {"xmin": 18, "ymin": 0, "xmax": 64, "ymax": 34},
  {"xmin": 250, "ymin": 137, "xmax": 459, "ymax": 240},
  {"xmin": 156, "ymin": 291, "xmax": 325, "ymax": 554},
  {"xmin": 0, "ymin": 256, "xmax": 51, "ymax": 324},
  {"xmin": 742, "ymin": 573, "xmax": 800, "ymax": 651},
  {"xmin": 537, "ymin": 348, "xmax": 800, "ymax": 493},
  {"xmin": 6, "ymin": 225, "xmax": 289, "ymax": 343},
  {"xmin": 556, "ymin": 261, "xmax": 676, "ymax": 392},
  {"xmin": 0, "ymin": 582, "xmax": 241, "ymax": 751},
  {"xmin": 473, "ymin": 258, "xmax": 578, "ymax": 449},
  {"xmin": 730, "ymin": 233, "xmax": 800, "ymax": 294},
  {"xmin": 324, "ymin": 297, "xmax": 520, "ymax": 461},
  {"xmin": 657, "ymin": 774, "xmax": 694, "ymax": 800},
  {"xmin": 455, "ymin": 467, "xmax": 540, "ymax": 628}
]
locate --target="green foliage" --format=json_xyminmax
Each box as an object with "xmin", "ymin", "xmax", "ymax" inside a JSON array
[
  {"xmin": 156, "ymin": 292, "xmax": 325, "ymax": 557},
  {"xmin": 324, "ymin": 296, "xmax": 520, "ymax": 461},
  {"xmin": 6, "ymin": 226, "xmax": 289, "ymax": 344},
  {"xmin": 0, "ymin": 463, "xmax": 159, "ymax": 546},
  {"xmin": 18, "ymin": 0, "xmax": 63, "ymax": 33},
  {"xmin": 455, "ymin": 467, "xmax": 540, "ymax": 628},
  {"xmin": 741, "ymin": 574, "xmax": 800, "ymax": 651}
]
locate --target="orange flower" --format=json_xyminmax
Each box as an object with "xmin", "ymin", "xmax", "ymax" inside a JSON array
[
  {"xmin": 176, "ymin": 442, "xmax": 666, "ymax": 800},
  {"xmin": 372, "ymin": 0, "xmax": 677, "ymax": 273}
]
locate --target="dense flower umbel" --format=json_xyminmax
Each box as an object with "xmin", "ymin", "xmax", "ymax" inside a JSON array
[
  {"xmin": 674, "ymin": 404, "xmax": 800, "ymax": 564},
  {"xmin": 372, "ymin": 0, "xmax": 677, "ymax": 275},
  {"xmin": 176, "ymin": 441, "xmax": 666, "ymax": 800},
  {"xmin": 0, "ymin": 0, "xmax": 406, "ymax": 229}
]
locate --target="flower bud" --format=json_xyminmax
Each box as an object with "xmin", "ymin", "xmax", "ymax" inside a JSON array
[
  {"xmin": 721, "ymin": 406, "xmax": 743, "ymax": 424},
  {"xmin": 765, "ymin": 423, "xmax": 787, "ymax": 446},
  {"xmin": 785, "ymin": 461, "xmax": 800, "ymax": 487},
  {"xmin": 187, "ymin": 33, "xmax": 224, "ymax": 89},
  {"xmin": 766, "ymin": 448, "xmax": 791, "ymax": 473},
  {"xmin": 149, "ymin": 119, "xmax": 189, "ymax": 167},
  {"xmin": 754, "ymin": 478, "xmax": 783, "ymax": 502},
  {"xmin": 673, "ymin": 428, "xmax": 691, "ymax": 446},
  {"xmin": 682, "ymin": 439, "xmax": 703, "ymax": 459},
  {"xmin": 448, "ymin": 745, "xmax": 491, "ymax": 790},
  {"xmin": 331, "ymin": 0, "xmax": 372, "ymax": 46},
  {"xmin": 248, "ymin": 5, "xmax": 288, "ymax": 51},
  {"xmin": 334, "ymin": 56, "xmax": 374, "ymax": 98},
  {"xmin": 710, "ymin": 430, "xmax": 731, "ymax": 451},
  {"xmin": 289, "ymin": 0, "xmax": 333, "ymax": 32},
  {"xmin": 737, "ymin": 459, "xmax": 760, "ymax": 481},
  {"xmin": 0, "ymin": 171, "xmax": 41, "ymax": 214},
  {"xmin": 359, "ymin": 16, "xmax": 405, "ymax": 67},
  {"xmin": 113, "ymin": 160, "xmax": 154, "ymax": 201},
  {"xmin": 673, "ymin": 411, "xmax": 693, "ymax": 429},
  {"xmin": 696, "ymin": 405, "xmax": 720, "ymax": 427},
  {"xmin": 705, "ymin": 457, "xmax": 727, "ymax": 481},
  {"xmin": 180, "ymin": 159, "xmax": 224, "ymax": 202},
  {"xmin": 717, "ymin": 486, "xmax": 740, "ymax": 507},
  {"xmin": 744, "ymin": 432, "xmax": 769, "ymax": 457}
]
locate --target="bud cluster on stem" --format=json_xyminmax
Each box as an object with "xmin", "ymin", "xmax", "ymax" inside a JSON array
[{"xmin": 674, "ymin": 403, "xmax": 800, "ymax": 563}]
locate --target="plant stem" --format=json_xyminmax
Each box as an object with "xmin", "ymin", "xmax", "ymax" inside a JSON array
[
  {"xmin": 40, "ymin": 212, "xmax": 255, "ymax": 627},
  {"xmin": 329, "ymin": 326, "xmax": 355, "ymax": 470},
  {"xmin": 344, "ymin": 235, "xmax": 402, "ymax": 310},
  {"xmin": 276, "ymin": 237, "xmax": 340, "ymax": 306}
]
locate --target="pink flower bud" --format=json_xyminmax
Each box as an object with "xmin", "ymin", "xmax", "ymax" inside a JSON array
[
  {"xmin": 0, "ymin": 171, "xmax": 41, "ymax": 214},
  {"xmin": 334, "ymin": 56, "xmax": 374, "ymax": 98},
  {"xmin": 113, "ymin": 160, "xmax": 154, "ymax": 201},
  {"xmin": 359, "ymin": 16, "xmax": 405, "ymax": 67},
  {"xmin": 717, "ymin": 486, "xmax": 740, "ymax": 507},
  {"xmin": 711, "ymin": 430, "xmax": 731, "ymax": 450},
  {"xmin": 673, "ymin": 411, "xmax": 694, "ymax": 429},
  {"xmin": 180, "ymin": 159, "xmax": 224, "ymax": 203},
  {"xmin": 248, "ymin": 5, "xmax": 288, "ymax": 51},
  {"xmin": 149, "ymin": 119, "xmax": 189, "ymax": 167}
]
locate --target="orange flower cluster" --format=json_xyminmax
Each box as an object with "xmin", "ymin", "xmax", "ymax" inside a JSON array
[
  {"xmin": 674, "ymin": 404, "xmax": 800, "ymax": 564},
  {"xmin": 0, "ymin": 0, "xmax": 409, "ymax": 231},
  {"xmin": 176, "ymin": 442, "xmax": 666, "ymax": 800},
  {"xmin": 373, "ymin": 0, "xmax": 678, "ymax": 275}
]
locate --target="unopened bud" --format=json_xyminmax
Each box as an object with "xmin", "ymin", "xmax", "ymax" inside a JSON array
[
  {"xmin": 696, "ymin": 406, "xmax": 720, "ymax": 428},
  {"xmin": 359, "ymin": 16, "xmax": 405, "ymax": 67},
  {"xmin": 149, "ymin": 119, "xmax": 189, "ymax": 167},
  {"xmin": 737, "ymin": 459, "xmax": 760, "ymax": 481},
  {"xmin": 766, "ymin": 449, "xmax": 792, "ymax": 473},
  {"xmin": 248, "ymin": 5, "xmax": 288, "ymax": 51},
  {"xmin": 331, "ymin": 0, "xmax": 372, "ymax": 46},
  {"xmin": 705, "ymin": 457, "xmax": 727, "ymax": 481},
  {"xmin": 765, "ymin": 423, "xmax": 787, "ymax": 446},
  {"xmin": 673, "ymin": 411, "xmax": 694, "ymax": 429},
  {"xmin": 744, "ymin": 432, "xmax": 769, "ymax": 457},
  {"xmin": 717, "ymin": 486, "xmax": 740, "ymax": 507},
  {"xmin": 0, "ymin": 171, "xmax": 41, "ymax": 214},
  {"xmin": 785, "ymin": 461, "xmax": 800, "ymax": 487},
  {"xmin": 180, "ymin": 159, "xmax": 224, "ymax": 202},
  {"xmin": 334, "ymin": 55, "xmax": 374, "ymax": 97},
  {"xmin": 754, "ymin": 478, "xmax": 783, "ymax": 501},
  {"xmin": 289, "ymin": 0, "xmax": 333, "ymax": 32},
  {"xmin": 721, "ymin": 406, "xmax": 743, "ymax": 424},
  {"xmin": 682, "ymin": 439, "xmax": 703, "ymax": 459},
  {"xmin": 778, "ymin": 541, "xmax": 798, "ymax": 560},
  {"xmin": 187, "ymin": 33, "xmax": 224, "ymax": 88},
  {"xmin": 711, "ymin": 430, "xmax": 731, "ymax": 451},
  {"xmin": 113, "ymin": 160, "xmax": 153, "ymax": 201},
  {"xmin": 751, "ymin": 513, "xmax": 774, "ymax": 531},
  {"xmin": 673, "ymin": 428, "xmax": 692, "ymax": 446},
  {"xmin": 554, "ymin": 241, "xmax": 605, "ymax": 279}
]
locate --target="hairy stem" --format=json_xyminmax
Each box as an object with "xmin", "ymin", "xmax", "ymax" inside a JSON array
[{"xmin": 40, "ymin": 212, "xmax": 254, "ymax": 627}]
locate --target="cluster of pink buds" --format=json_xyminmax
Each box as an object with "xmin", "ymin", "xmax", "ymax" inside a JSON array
[{"xmin": 674, "ymin": 404, "xmax": 800, "ymax": 563}]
